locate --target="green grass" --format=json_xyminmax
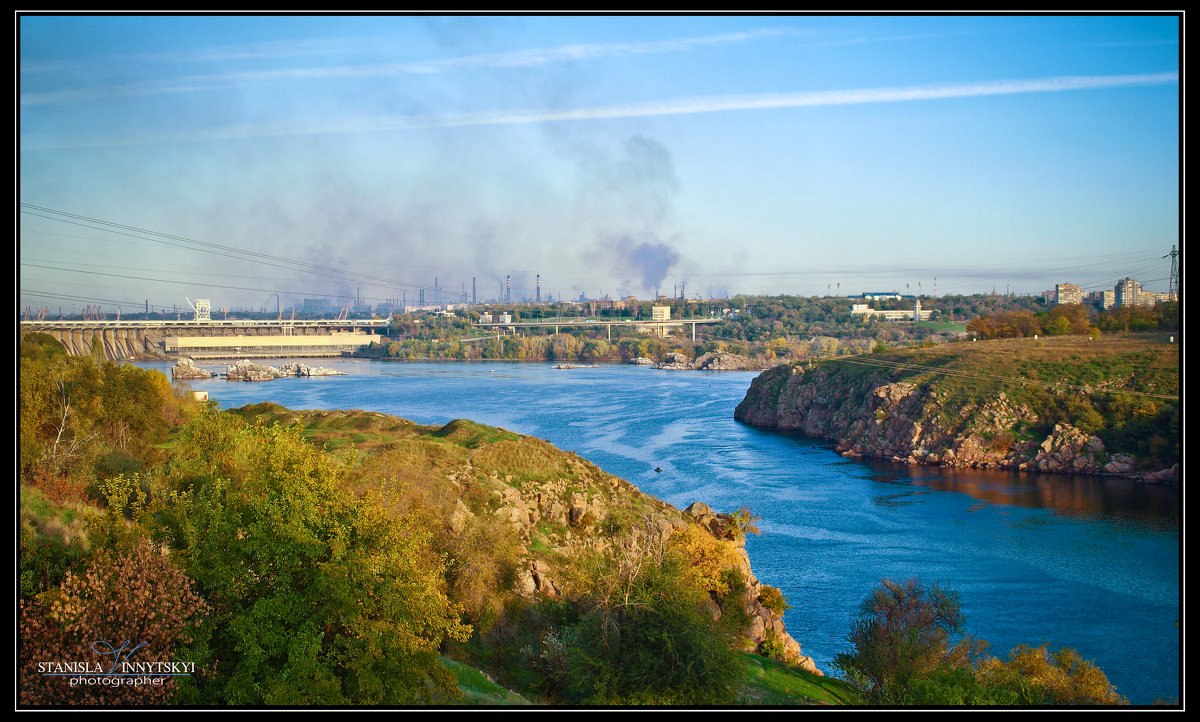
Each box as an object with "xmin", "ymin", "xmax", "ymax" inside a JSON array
[
  {"xmin": 442, "ymin": 657, "xmax": 533, "ymax": 705},
  {"xmin": 434, "ymin": 418, "xmax": 522, "ymax": 448},
  {"xmin": 737, "ymin": 653, "xmax": 860, "ymax": 705},
  {"xmin": 470, "ymin": 438, "xmax": 578, "ymax": 484},
  {"xmin": 917, "ymin": 321, "xmax": 969, "ymax": 333}
]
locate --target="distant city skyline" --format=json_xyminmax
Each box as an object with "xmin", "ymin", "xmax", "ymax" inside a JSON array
[{"xmin": 19, "ymin": 13, "xmax": 1180, "ymax": 313}]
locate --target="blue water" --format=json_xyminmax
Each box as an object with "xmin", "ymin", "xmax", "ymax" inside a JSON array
[{"xmin": 142, "ymin": 358, "xmax": 1181, "ymax": 705}]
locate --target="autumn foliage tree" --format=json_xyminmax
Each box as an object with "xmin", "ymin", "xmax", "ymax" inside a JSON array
[
  {"xmin": 18, "ymin": 539, "xmax": 209, "ymax": 707},
  {"xmin": 967, "ymin": 304, "xmax": 1093, "ymax": 340},
  {"xmin": 977, "ymin": 644, "xmax": 1126, "ymax": 705},
  {"xmin": 19, "ymin": 333, "xmax": 195, "ymax": 489}
]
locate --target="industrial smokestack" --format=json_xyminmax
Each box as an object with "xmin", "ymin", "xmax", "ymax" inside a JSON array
[
  {"xmin": 472, "ymin": 277, "xmax": 476, "ymax": 305},
  {"xmin": 506, "ymin": 275, "xmax": 511, "ymax": 304},
  {"xmin": 537, "ymin": 274, "xmax": 541, "ymax": 303}
]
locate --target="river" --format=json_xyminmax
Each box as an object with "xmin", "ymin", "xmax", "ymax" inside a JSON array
[{"xmin": 139, "ymin": 357, "xmax": 1181, "ymax": 705}]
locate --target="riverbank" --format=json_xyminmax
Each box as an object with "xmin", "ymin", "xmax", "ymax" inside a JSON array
[{"xmin": 734, "ymin": 335, "xmax": 1179, "ymax": 485}]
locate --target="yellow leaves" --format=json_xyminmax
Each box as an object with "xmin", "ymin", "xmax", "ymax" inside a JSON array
[
  {"xmin": 977, "ymin": 643, "xmax": 1127, "ymax": 705},
  {"xmin": 667, "ymin": 525, "xmax": 739, "ymax": 598}
]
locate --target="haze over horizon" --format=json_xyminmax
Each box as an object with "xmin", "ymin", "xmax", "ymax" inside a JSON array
[{"xmin": 19, "ymin": 13, "xmax": 1180, "ymax": 315}]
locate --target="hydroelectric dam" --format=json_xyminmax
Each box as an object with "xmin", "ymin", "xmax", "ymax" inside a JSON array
[{"xmin": 18, "ymin": 318, "xmax": 390, "ymax": 361}]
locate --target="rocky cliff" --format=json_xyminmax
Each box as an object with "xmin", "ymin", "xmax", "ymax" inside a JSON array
[{"xmin": 734, "ymin": 343, "xmax": 1179, "ymax": 485}]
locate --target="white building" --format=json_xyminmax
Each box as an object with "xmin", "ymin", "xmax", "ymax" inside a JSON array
[{"xmin": 851, "ymin": 302, "xmax": 933, "ymax": 322}]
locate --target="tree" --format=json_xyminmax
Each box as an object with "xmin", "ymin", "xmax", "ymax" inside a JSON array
[
  {"xmin": 536, "ymin": 535, "xmax": 741, "ymax": 705},
  {"xmin": 833, "ymin": 578, "xmax": 976, "ymax": 704},
  {"xmin": 158, "ymin": 415, "xmax": 471, "ymax": 705},
  {"xmin": 834, "ymin": 579, "xmax": 1127, "ymax": 706},
  {"xmin": 18, "ymin": 539, "xmax": 209, "ymax": 706}
]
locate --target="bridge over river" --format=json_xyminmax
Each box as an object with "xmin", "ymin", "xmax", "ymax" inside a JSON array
[{"xmin": 19, "ymin": 318, "xmax": 389, "ymax": 360}]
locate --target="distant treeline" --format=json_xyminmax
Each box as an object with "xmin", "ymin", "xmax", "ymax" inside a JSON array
[
  {"xmin": 358, "ymin": 292, "xmax": 1051, "ymax": 365},
  {"xmin": 967, "ymin": 301, "xmax": 1178, "ymax": 340}
]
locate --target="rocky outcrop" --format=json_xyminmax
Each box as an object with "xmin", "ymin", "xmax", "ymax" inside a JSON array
[
  {"xmin": 467, "ymin": 453, "xmax": 818, "ymax": 671},
  {"xmin": 650, "ymin": 351, "xmax": 758, "ymax": 371},
  {"xmin": 237, "ymin": 407, "xmax": 823, "ymax": 676},
  {"xmin": 225, "ymin": 360, "xmax": 285, "ymax": 382},
  {"xmin": 223, "ymin": 360, "xmax": 347, "ymax": 381},
  {"xmin": 652, "ymin": 352, "xmax": 693, "ymax": 370},
  {"xmin": 735, "ymin": 361, "xmax": 1177, "ymax": 485},
  {"xmin": 692, "ymin": 352, "xmax": 756, "ymax": 371},
  {"xmin": 278, "ymin": 362, "xmax": 346, "ymax": 377},
  {"xmin": 171, "ymin": 357, "xmax": 215, "ymax": 380},
  {"xmin": 682, "ymin": 503, "xmax": 820, "ymax": 674}
]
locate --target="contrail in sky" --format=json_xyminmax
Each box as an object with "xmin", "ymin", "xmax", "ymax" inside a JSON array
[
  {"xmin": 426, "ymin": 72, "xmax": 1179, "ymax": 127},
  {"xmin": 20, "ymin": 71, "xmax": 1178, "ymax": 149},
  {"xmin": 19, "ymin": 28, "xmax": 790, "ymax": 106}
]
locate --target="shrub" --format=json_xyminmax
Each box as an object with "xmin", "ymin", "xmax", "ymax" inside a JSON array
[
  {"xmin": 758, "ymin": 585, "xmax": 790, "ymax": 616},
  {"xmin": 157, "ymin": 419, "xmax": 472, "ymax": 705},
  {"xmin": 977, "ymin": 644, "xmax": 1126, "ymax": 705},
  {"xmin": 832, "ymin": 578, "xmax": 974, "ymax": 704},
  {"xmin": 835, "ymin": 578, "xmax": 1126, "ymax": 706},
  {"xmin": 544, "ymin": 539, "xmax": 741, "ymax": 705},
  {"xmin": 18, "ymin": 539, "xmax": 209, "ymax": 706}
]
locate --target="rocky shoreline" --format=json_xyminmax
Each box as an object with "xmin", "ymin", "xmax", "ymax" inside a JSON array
[
  {"xmin": 652, "ymin": 351, "xmax": 761, "ymax": 371},
  {"xmin": 171, "ymin": 357, "xmax": 348, "ymax": 382},
  {"xmin": 734, "ymin": 362, "xmax": 1178, "ymax": 486}
]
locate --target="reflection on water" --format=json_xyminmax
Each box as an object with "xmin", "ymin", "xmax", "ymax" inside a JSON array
[{"xmin": 865, "ymin": 461, "xmax": 1180, "ymax": 532}]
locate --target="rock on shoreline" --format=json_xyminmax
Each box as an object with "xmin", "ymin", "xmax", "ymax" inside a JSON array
[
  {"xmin": 171, "ymin": 357, "xmax": 348, "ymax": 382},
  {"xmin": 170, "ymin": 357, "xmax": 215, "ymax": 381},
  {"xmin": 650, "ymin": 352, "xmax": 758, "ymax": 371}
]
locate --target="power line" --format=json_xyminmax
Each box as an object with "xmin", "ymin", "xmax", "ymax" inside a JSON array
[
  {"xmin": 20, "ymin": 262, "xmax": 417, "ymax": 306},
  {"xmin": 20, "ymin": 203, "xmax": 458, "ymax": 298}
]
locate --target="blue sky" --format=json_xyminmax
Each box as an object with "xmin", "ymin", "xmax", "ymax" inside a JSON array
[{"xmin": 18, "ymin": 14, "xmax": 1180, "ymax": 313}]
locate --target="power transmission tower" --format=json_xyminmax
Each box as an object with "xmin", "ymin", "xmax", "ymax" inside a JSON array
[{"xmin": 1164, "ymin": 245, "xmax": 1179, "ymax": 299}]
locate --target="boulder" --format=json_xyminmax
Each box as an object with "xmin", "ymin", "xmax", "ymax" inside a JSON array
[
  {"xmin": 171, "ymin": 357, "xmax": 213, "ymax": 381},
  {"xmin": 279, "ymin": 362, "xmax": 347, "ymax": 377},
  {"xmin": 653, "ymin": 352, "xmax": 693, "ymax": 370},
  {"xmin": 225, "ymin": 359, "xmax": 284, "ymax": 382}
]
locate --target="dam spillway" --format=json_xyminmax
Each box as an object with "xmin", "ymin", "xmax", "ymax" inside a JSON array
[{"xmin": 18, "ymin": 318, "xmax": 389, "ymax": 360}]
